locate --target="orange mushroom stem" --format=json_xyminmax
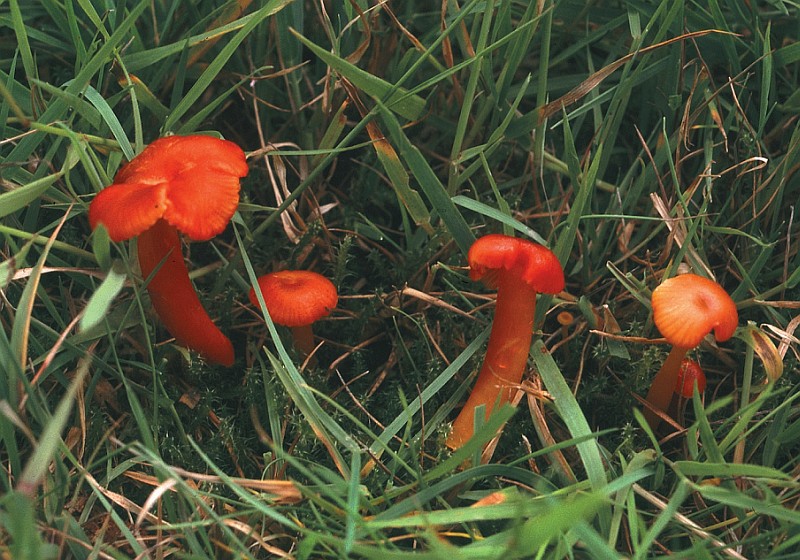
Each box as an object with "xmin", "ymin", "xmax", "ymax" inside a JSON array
[
  {"xmin": 88, "ymin": 135, "xmax": 248, "ymax": 366},
  {"xmin": 447, "ymin": 234, "xmax": 564, "ymax": 449},
  {"xmin": 644, "ymin": 273, "xmax": 737, "ymax": 428},
  {"xmin": 137, "ymin": 219, "xmax": 234, "ymax": 366},
  {"xmin": 249, "ymin": 270, "xmax": 338, "ymax": 359}
]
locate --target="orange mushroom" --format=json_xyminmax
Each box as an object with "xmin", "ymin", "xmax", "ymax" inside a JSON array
[
  {"xmin": 447, "ymin": 234, "xmax": 565, "ymax": 449},
  {"xmin": 644, "ymin": 273, "xmax": 737, "ymax": 427},
  {"xmin": 249, "ymin": 270, "xmax": 338, "ymax": 358},
  {"xmin": 89, "ymin": 135, "xmax": 248, "ymax": 366}
]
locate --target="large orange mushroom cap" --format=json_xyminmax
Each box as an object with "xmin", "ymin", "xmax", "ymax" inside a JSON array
[
  {"xmin": 468, "ymin": 234, "xmax": 565, "ymax": 294},
  {"xmin": 249, "ymin": 271, "xmax": 338, "ymax": 327},
  {"xmin": 651, "ymin": 273, "xmax": 738, "ymax": 349},
  {"xmin": 88, "ymin": 135, "xmax": 248, "ymax": 242}
]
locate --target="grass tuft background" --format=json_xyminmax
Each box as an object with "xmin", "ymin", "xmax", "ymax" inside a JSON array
[{"xmin": 1, "ymin": 0, "xmax": 799, "ymax": 558}]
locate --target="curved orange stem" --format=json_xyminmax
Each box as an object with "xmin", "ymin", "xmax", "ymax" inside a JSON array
[
  {"xmin": 290, "ymin": 325, "xmax": 316, "ymax": 359},
  {"xmin": 643, "ymin": 345, "xmax": 688, "ymax": 428},
  {"xmin": 137, "ymin": 219, "xmax": 234, "ymax": 366},
  {"xmin": 447, "ymin": 279, "xmax": 538, "ymax": 449}
]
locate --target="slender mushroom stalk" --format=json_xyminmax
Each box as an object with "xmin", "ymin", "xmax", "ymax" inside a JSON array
[
  {"xmin": 447, "ymin": 234, "xmax": 564, "ymax": 449},
  {"xmin": 249, "ymin": 270, "xmax": 338, "ymax": 359},
  {"xmin": 89, "ymin": 135, "xmax": 248, "ymax": 366},
  {"xmin": 137, "ymin": 219, "xmax": 234, "ymax": 366},
  {"xmin": 556, "ymin": 310, "xmax": 574, "ymax": 341},
  {"xmin": 644, "ymin": 273, "xmax": 737, "ymax": 428}
]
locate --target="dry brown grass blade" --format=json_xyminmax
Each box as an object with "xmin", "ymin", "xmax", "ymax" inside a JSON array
[
  {"xmin": 766, "ymin": 313, "xmax": 800, "ymax": 360},
  {"xmin": 186, "ymin": 0, "xmax": 253, "ymax": 69},
  {"xmin": 650, "ymin": 192, "xmax": 714, "ymax": 278},
  {"xmin": 14, "ymin": 207, "xmax": 71, "ymax": 375},
  {"xmin": 222, "ymin": 518, "xmax": 295, "ymax": 559},
  {"xmin": 252, "ymin": 141, "xmax": 307, "ymax": 243},
  {"xmin": 632, "ymin": 484, "xmax": 748, "ymax": 560},
  {"xmin": 525, "ymin": 377, "xmax": 576, "ymax": 482},
  {"xmin": 124, "ymin": 469, "xmax": 303, "ymax": 504},
  {"xmin": 134, "ymin": 478, "xmax": 178, "ymax": 534},
  {"xmin": 537, "ymin": 30, "xmax": 734, "ymax": 123},
  {"xmin": 343, "ymin": 0, "xmax": 371, "ymax": 64},
  {"xmin": 400, "ymin": 286, "xmax": 476, "ymax": 319},
  {"xmin": 382, "ymin": 2, "xmax": 427, "ymax": 53},
  {"xmin": 21, "ymin": 314, "xmax": 83, "ymax": 411},
  {"xmin": 84, "ymin": 470, "xmax": 166, "ymax": 527},
  {"xmin": 748, "ymin": 327, "xmax": 784, "ymax": 383}
]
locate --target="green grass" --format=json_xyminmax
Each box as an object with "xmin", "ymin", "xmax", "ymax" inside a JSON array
[{"xmin": 1, "ymin": 0, "xmax": 799, "ymax": 558}]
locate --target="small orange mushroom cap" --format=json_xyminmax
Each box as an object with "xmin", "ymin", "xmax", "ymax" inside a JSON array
[
  {"xmin": 88, "ymin": 135, "xmax": 247, "ymax": 242},
  {"xmin": 249, "ymin": 271, "xmax": 338, "ymax": 327},
  {"xmin": 675, "ymin": 358, "xmax": 706, "ymax": 398},
  {"xmin": 468, "ymin": 234, "xmax": 564, "ymax": 294},
  {"xmin": 651, "ymin": 273, "xmax": 738, "ymax": 349}
]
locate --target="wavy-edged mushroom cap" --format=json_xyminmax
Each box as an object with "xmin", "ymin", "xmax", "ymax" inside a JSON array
[
  {"xmin": 249, "ymin": 271, "xmax": 338, "ymax": 327},
  {"xmin": 651, "ymin": 273, "xmax": 738, "ymax": 349},
  {"xmin": 89, "ymin": 135, "xmax": 248, "ymax": 242},
  {"xmin": 468, "ymin": 234, "xmax": 565, "ymax": 294},
  {"xmin": 675, "ymin": 358, "xmax": 706, "ymax": 398}
]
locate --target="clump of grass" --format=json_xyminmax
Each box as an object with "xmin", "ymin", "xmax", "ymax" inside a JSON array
[{"xmin": 1, "ymin": 1, "xmax": 799, "ymax": 558}]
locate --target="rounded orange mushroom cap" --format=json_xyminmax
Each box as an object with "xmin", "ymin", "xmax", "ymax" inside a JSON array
[
  {"xmin": 249, "ymin": 271, "xmax": 338, "ymax": 327},
  {"xmin": 88, "ymin": 135, "xmax": 248, "ymax": 242},
  {"xmin": 675, "ymin": 358, "xmax": 706, "ymax": 398},
  {"xmin": 651, "ymin": 273, "xmax": 738, "ymax": 349},
  {"xmin": 468, "ymin": 234, "xmax": 565, "ymax": 294}
]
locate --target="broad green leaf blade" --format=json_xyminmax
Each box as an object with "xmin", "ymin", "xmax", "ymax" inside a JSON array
[
  {"xmin": 367, "ymin": 123, "xmax": 432, "ymax": 233},
  {"xmin": 0, "ymin": 173, "xmax": 63, "ymax": 220},
  {"xmin": 369, "ymin": 327, "xmax": 490, "ymax": 458},
  {"xmin": 164, "ymin": 0, "xmax": 294, "ymax": 131},
  {"xmin": 10, "ymin": 211, "xmax": 71, "ymax": 394},
  {"xmin": 3, "ymin": 1, "xmax": 148, "ymax": 181},
  {"xmin": 8, "ymin": 0, "xmax": 36, "ymax": 86},
  {"xmin": 82, "ymin": 85, "xmax": 134, "ymax": 160},
  {"xmin": 91, "ymin": 225, "xmax": 112, "ymax": 271},
  {"xmin": 531, "ymin": 339, "xmax": 610, "ymax": 531},
  {"xmin": 452, "ymin": 195, "xmax": 548, "ymax": 245},
  {"xmin": 674, "ymin": 461, "xmax": 791, "ymax": 480},
  {"xmin": 0, "ymin": 492, "xmax": 57, "ymax": 560},
  {"xmin": 0, "ymin": 242, "xmax": 32, "ymax": 291},
  {"xmin": 291, "ymin": 29, "xmax": 426, "ymax": 121},
  {"xmin": 121, "ymin": 12, "xmax": 263, "ymax": 71},
  {"xmin": 376, "ymin": 103, "xmax": 475, "ymax": 255},
  {"xmin": 120, "ymin": 74, "xmax": 170, "ymax": 121},
  {"xmin": 18, "ymin": 357, "xmax": 90, "ymax": 492},
  {"xmin": 693, "ymin": 483, "xmax": 800, "ymax": 524},
  {"xmin": 313, "ymin": 100, "xmax": 349, "ymax": 167},
  {"xmin": 79, "ymin": 261, "xmax": 127, "ymax": 332}
]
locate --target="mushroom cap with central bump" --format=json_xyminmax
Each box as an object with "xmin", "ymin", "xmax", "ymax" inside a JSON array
[
  {"xmin": 468, "ymin": 234, "xmax": 565, "ymax": 294},
  {"xmin": 249, "ymin": 270, "xmax": 338, "ymax": 327},
  {"xmin": 651, "ymin": 273, "xmax": 738, "ymax": 349},
  {"xmin": 88, "ymin": 135, "xmax": 248, "ymax": 242}
]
